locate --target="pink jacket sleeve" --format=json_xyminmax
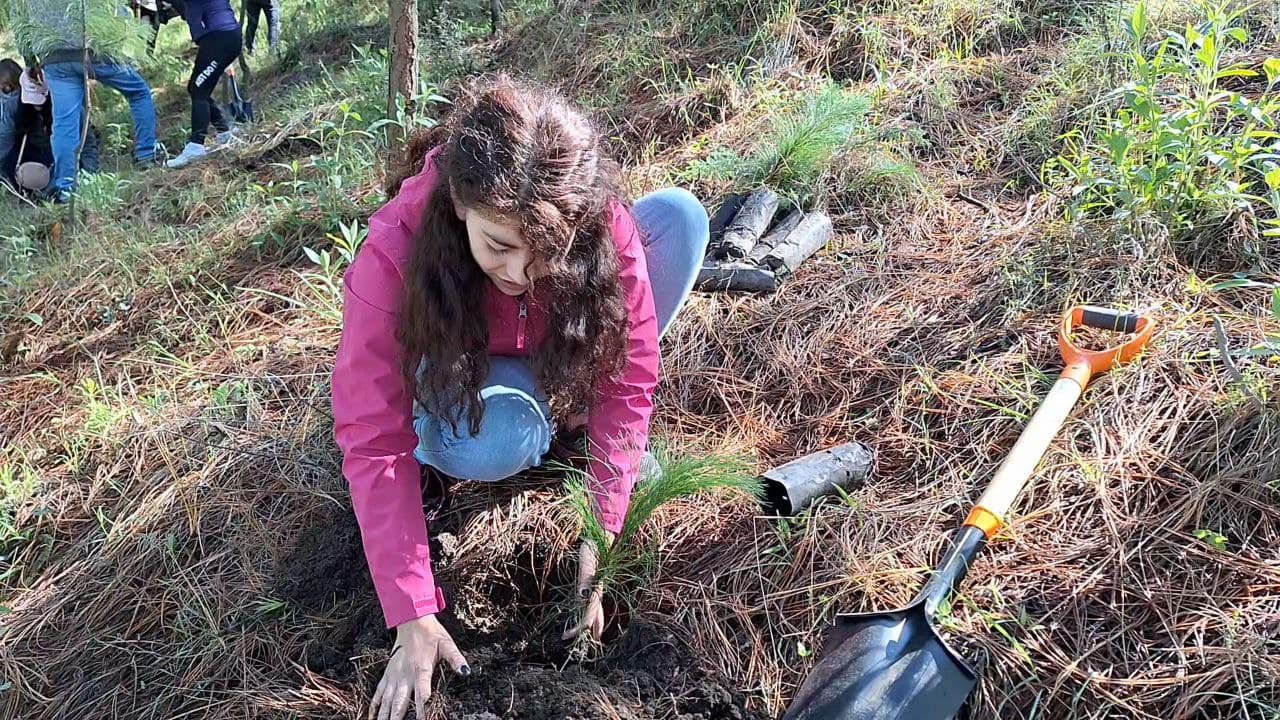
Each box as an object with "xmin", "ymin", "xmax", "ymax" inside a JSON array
[
  {"xmin": 586, "ymin": 204, "xmax": 661, "ymax": 533},
  {"xmin": 332, "ymin": 162, "xmax": 444, "ymax": 630}
]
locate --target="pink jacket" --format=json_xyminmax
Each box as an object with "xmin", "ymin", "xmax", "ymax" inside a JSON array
[{"xmin": 332, "ymin": 148, "xmax": 659, "ymax": 628}]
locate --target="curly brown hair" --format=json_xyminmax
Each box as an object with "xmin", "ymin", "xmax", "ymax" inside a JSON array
[{"xmin": 390, "ymin": 74, "xmax": 630, "ymax": 435}]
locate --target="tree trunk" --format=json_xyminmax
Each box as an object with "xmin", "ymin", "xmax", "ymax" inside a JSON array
[{"xmin": 386, "ymin": 0, "xmax": 420, "ymax": 188}]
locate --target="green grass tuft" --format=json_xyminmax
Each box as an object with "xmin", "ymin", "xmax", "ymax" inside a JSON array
[{"xmin": 693, "ymin": 83, "xmax": 872, "ymax": 203}]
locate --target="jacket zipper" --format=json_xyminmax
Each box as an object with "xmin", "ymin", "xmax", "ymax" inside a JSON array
[{"xmin": 516, "ymin": 295, "xmax": 528, "ymax": 351}]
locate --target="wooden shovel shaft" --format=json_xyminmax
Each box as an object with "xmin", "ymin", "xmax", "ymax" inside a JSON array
[
  {"xmin": 967, "ymin": 375, "xmax": 1084, "ymax": 535},
  {"xmin": 964, "ymin": 306, "xmax": 1155, "ymax": 539}
]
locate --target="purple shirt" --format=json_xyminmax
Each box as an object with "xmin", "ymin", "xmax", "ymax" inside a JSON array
[{"xmin": 182, "ymin": 0, "xmax": 239, "ymax": 41}]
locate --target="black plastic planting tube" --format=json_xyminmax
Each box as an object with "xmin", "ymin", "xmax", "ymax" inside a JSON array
[
  {"xmin": 707, "ymin": 192, "xmax": 747, "ymax": 249},
  {"xmin": 694, "ymin": 262, "xmax": 778, "ymax": 293},
  {"xmin": 760, "ymin": 442, "xmax": 873, "ymax": 516},
  {"xmin": 747, "ymin": 207, "xmax": 805, "ymax": 264},
  {"xmin": 717, "ymin": 188, "xmax": 779, "ymax": 260}
]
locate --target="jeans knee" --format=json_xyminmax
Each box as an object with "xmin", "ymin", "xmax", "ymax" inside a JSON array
[
  {"xmin": 640, "ymin": 188, "xmax": 710, "ymax": 252},
  {"xmin": 421, "ymin": 390, "xmax": 550, "ymax": 482}
]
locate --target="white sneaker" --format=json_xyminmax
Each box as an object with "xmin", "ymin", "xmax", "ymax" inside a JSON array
[
  {"xmin": 166, "ymin": 142, "xmax": 207, "ymax": 168},
  {"xmin": 214, "ymin": 129, "xmax": 242, "ymax": 147}
]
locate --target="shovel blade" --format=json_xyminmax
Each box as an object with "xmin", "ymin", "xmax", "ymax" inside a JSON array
[{"xmin": 783, "ymin": 601, "xmax": 977, "ymax": 720}]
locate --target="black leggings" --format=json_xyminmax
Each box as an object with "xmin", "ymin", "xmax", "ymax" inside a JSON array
[
  {"xmin": 188, "ymin": 29, "xmax": 242, "ymax": 144},
  {"xmin": 244, "ymin": 0, "xmax": 281, "ymax": 53}
]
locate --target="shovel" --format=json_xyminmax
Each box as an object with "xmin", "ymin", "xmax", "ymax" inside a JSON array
[
  {"xmin": 226, "ymin": 73, "xmax": 255, "ymax": 124},
  {"xmin": 782, "ymin": 305, "xmax": 1156, "ymax": 720}
]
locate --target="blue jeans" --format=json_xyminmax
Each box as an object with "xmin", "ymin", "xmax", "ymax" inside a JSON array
[
  {"xmin": 412, "ymin": 188, "xmax": 709, "ymax": 480},
  {"xmin": 43, "ymin": 60, "xmax": 158, "ymax": 191}
]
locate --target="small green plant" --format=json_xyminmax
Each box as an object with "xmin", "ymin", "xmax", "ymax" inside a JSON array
[
  {"xmin": 250, "ymin": 218, "xmax": 368, "ymax": 326},
  {"xmin": 1207, "ymin": 274, "xmax": 1280, "ymax": 365},
  {"xmin": 1045, "ymin": 1, "xmax": 1280, "ymax": 247},
  {"xmin": 691, "ymin": 83, "xmax": 872, "ymax": 204},
  {"xmin": 564, "ymin": 441, "xmax": 761, "ymax": 611},
  {"xmin": 72, "ymin": 172, "xmax": 136, "ymax": 216},
  {"xmin": 79, "ymin": 378, "xmax": 130, "ymax": 439},
  {"xmin": 299, "ymin": 218, "xmax": 367, "ymax": 325},
  {"xmin": 0, "ymin": 223, "xmax": 40, "ymax": 287},
  {"xmin": 252, "ymin": 597, "xmax": 291, "ymax": 618},
  {"xmin": 1194, "ymin": 528, "xmax": 1229, "ymax": 550}
]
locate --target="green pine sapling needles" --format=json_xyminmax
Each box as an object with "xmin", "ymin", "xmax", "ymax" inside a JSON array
[{"xmin": 563, "ymin": 441, "xmax": 763, "ymax": 614}]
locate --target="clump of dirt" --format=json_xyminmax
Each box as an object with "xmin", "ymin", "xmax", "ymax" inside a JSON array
[
  {"xmin": 1068, "ymin": 323, "xmax": 1133, "ymax": 351},
  {"xmin": 435, "ymin": 620, "xmax": 765, "ymax": 720},
  {"xmin": 274, "ymin": 501, "xmax": 769, "ymax": 719}
]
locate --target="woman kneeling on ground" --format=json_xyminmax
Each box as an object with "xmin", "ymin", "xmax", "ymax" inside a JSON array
[{"xmin": 332, "ymin": 74, "xmax": 709, "ymax": 720}]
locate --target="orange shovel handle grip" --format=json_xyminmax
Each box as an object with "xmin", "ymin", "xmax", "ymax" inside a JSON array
[{"xmin": 1058, "ymin": 305, "xmax": 1155, "ymax": 388}]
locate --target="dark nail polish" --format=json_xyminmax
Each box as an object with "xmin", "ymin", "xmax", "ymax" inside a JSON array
[{"xmin": 459, "ymin": 665, "xmax": 472, "ymax": 677}]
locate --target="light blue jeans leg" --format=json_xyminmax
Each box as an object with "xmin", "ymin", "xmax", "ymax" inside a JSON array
[
  {"xmin": 41, "ymin": 62, "xmax": 86, "ymax": 192},
  {"xmin": 43, "ymin": 60, "xmax": 158, "ymax": 192},
  {"xmin": 632, "ymin": 187, "xmax": 710, "ymax": 338},
  {"xmin": 413, "ymin": 357, "xmax": 553, "ymax": 481},
  {"xmin": 411, "ymin": 188, "xmax": 709, "ymax": 480},
  {"xmin": 90, "ymin": 61, "xmax": 158, "ymax": 161}
]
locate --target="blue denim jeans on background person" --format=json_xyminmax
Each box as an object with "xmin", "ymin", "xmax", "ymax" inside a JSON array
[
  {"xmin": 42, "ymin": 60, "xmax": 158, "ymax": 192},
  {"xmin": 411, "ymin": 187, "xmax": 710, "ymax": 481}
]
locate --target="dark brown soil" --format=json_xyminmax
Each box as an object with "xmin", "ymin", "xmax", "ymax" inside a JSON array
[{"xmin": 274, "ymin": 500, "xmax": 768, "ymax": 720}]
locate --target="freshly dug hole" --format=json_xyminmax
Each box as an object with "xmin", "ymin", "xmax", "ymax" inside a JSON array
[{"xmin": 274, "ymin": 484, "xmax": 768, "ymax": 720}]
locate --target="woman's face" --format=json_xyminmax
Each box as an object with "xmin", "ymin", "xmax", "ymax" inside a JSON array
[{"xmin": 456, "ymin": 202, "xmax": 545, "ymax": 296}]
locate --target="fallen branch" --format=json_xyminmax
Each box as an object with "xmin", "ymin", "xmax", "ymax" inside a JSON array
[
  {"xmin": 1212, "ymin": 315, "xmax": 1266, "ymax": 411},
  {"xmin": 0, "ymin": 179, "xmax": 39, "ymax": 209}
]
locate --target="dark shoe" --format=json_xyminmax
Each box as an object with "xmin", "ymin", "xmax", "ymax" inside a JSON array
[
  {"xmin": 40, "ymin": 188, "xmax": 70, "ymax": 205},
  {"xmin": 549, "ymin": 426, "xmax": 588, "ymax": 462},
  {"xmin": 134, "ymin": 142, "xmax": 169, "ymax": 167},
  {"xmin": 422, "ymin": 466, "xmax": 455, "ymax": 522}
]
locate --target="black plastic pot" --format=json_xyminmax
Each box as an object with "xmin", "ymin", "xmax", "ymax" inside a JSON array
[{"xmin": 760, "ymin": 442, "xmax": 873, "ymax": 516}]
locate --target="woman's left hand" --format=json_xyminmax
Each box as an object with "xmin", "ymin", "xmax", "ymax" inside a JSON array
[{"xmin": 563, "ymin": 531, "xmax": 614, "ymax": 642}]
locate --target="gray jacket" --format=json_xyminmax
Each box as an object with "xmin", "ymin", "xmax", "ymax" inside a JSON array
[{"xmin": 18, "ymin": 0, "xmax": 85, "ymax": 55}]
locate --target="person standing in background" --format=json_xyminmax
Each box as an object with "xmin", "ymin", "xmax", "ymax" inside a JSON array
[
  {"xmin": 134, "ymin": 0, "xmax": 163, "ymax": 52},
  {"xmin": 165, "ymin": 0, "xmax": 243, "ymax": 168},
  {"xmin": 11, "ymin": 0, "xmax": 159, "ymax": 201},
  {"xmin": 243, "ymin": 0, "xmax": 281, "ymax": 55},
  {"xmin": 133, "ymin": 0, "xmax": 183, "ymax": 53}
]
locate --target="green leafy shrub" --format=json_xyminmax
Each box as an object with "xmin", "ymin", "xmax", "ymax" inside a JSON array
[{"xmin": 1045, "ymin": 1, "xmax": 1280, "ymax": 252}]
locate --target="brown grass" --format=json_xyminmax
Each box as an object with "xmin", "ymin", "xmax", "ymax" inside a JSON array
[{"xmin": 1, "ymin": 2, "xmax": 1279, "ymax": 719}]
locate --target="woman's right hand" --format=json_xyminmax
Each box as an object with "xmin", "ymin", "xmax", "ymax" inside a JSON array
[{"xmin": 369, "ymin": 613, "xmax": 470, "ymax": 720}]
